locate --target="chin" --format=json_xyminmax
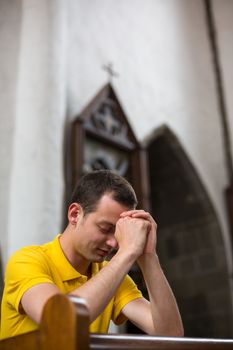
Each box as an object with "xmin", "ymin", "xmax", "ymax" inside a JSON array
[{"xmin": 92, "ymin": 255, "xmax": 106, "ymax": 263}]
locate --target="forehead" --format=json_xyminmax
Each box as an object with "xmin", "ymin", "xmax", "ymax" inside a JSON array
[{"xmin": 92, "ymin": 194, "xmax": 131, "ymax": 221}]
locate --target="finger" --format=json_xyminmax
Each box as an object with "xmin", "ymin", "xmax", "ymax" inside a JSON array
[
  {"xmin": 131, "ymin": 212, "xmax": 151, "ymax": 219},
  {"xmin": 126, "ymin": 212, "xmax": 152, "ymax": 223},
  {"xmin": 120, "ymin": 211, "xmax": 157, "ymax": 229},
  {"xmin": 131, "ymin": 211, "xmax": 157, "ymax": 225},
  {"xmin": 120, "ymin": 210, "xmax": 149, "ymax": 218}
]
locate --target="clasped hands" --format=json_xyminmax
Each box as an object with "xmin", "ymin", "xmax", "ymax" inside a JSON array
[{"xmin": 115, "ymin": 210, "xmax": 157, "ymax": 259}]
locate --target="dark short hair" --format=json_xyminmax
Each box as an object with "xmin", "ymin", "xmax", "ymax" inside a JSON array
[{"xmin": 70, "ymin": 170, "xmax": 138, "ymax": 214}]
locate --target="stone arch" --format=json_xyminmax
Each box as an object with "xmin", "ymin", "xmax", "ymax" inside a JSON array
[{"xmin": 145, "ymin": 124, "xmax": 233, "ymax": 338}]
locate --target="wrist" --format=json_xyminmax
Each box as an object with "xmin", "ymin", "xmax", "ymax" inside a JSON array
[
  {"xmin": 137, "ymin": 252, "xmax": 160, "ymax": 269},
  {"xmin": 115, "ymin": 247, "xmax": 140, "ymax": 264}
]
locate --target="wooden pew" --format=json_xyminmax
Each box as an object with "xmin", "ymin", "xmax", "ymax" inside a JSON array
[
  {"xmin": 1, "ymin": 293, "xmax": 233, "ymax": 350},
  {"xmin": 0, "ymin": 294, "xmax": 90, "ymax": 350}
]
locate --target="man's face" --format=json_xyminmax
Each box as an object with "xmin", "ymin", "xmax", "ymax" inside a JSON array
[{"xmin": 73, "ymin": 194, "xmax": 131, "ymax": 263}]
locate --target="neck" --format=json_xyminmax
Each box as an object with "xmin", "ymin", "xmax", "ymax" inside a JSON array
[{"xmin": 59, "ymin": 226, "xmax": 91, "ymax": 276}]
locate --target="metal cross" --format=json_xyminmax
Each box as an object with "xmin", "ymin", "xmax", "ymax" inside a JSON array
[{"xmin": 102, "ymin": 62, "xmax": 119, "ymax": 82}]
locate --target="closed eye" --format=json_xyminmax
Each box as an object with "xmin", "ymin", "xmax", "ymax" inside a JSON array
[{"xmin": 97, "ymin": 225, "xmax": 115, "ymax": 234}]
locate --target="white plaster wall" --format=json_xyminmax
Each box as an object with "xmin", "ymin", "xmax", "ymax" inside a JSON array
[
  {"xmin": 4, "ymin": 0, "xmax": 67, "ymax": 262},
  {"xmin": 67, "ymin": 0, "xmax": 232, "ymax": 271},
  {"xmin": 212, "ymin": 0, "xmax": 233, "ymax": 169},
  {"xmin": 0, "ymin": 0, "xmax": 22, "ymax": 265}
]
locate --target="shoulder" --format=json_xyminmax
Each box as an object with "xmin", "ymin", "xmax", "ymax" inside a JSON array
[
  {"xmin": 5, "ymin": 244, "xmax": 50, "ymax": 278},
  {"xmin": 7, "ymin": 245, "xmax": 45, "ymax": 264}
]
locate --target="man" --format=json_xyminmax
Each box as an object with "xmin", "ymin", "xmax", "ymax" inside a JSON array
[{"xmin": 0, "ymin": 170, "xmax": 183, "ymax": 339}]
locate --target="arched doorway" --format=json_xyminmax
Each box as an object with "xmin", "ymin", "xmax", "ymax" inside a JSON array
[{"xmin": 145, "ymin": 125, "xmax": 233, "ymax": 338}]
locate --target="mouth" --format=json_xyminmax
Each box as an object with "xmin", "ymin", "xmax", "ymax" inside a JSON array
[{"xmin": 97, "ymin": 248, "xmax": 110, "ymax": 257}]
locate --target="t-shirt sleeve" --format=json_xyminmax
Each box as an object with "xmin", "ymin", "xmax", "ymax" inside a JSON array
[
  {"xmin": 112, "ymin": 274, "xmax": 143, "ymax": 325},
  {"xmin": 4, "ymin": 247, "xmax": 55, "ymax": 313}
]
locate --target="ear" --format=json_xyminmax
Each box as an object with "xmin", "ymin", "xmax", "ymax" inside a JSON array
[{"xmin": 68, "ymin": 203, "xmax": 83, "ymax": 225}]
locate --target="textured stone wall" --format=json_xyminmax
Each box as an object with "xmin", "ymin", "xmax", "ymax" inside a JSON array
[{"xmin": 147, "ymin": 128, "xmax": 233, "ymax": 337}]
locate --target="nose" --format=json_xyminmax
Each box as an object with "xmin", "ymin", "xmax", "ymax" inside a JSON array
[{"xmin": 106, "ymin": 235, "xmax": 118, "ymax": 249}]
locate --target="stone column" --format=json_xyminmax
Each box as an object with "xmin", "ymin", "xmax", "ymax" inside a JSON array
[
  {"xmin": 0, "ymin": 0, "xmax": 23, "ymax": 266},
  {"xmin": 6, "ymin": 0, "xmax": 67, "ymax": 261}
]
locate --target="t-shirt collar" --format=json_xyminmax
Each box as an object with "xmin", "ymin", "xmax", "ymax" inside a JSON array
[{"xmin": 49, "ymin": 235, "xmax": 100, "ymax": 282}]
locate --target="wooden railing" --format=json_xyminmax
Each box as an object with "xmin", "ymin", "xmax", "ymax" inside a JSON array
[
  {"xmin": 1, "ymin": 294, "xmax": 233, "ymax": 350},
  {"xmin": 90, "ymin": 333, "xmax": 233, "ymax": 350}
]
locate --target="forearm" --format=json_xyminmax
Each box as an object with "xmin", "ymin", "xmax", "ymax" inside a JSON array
[
  {"xmin": 137, "ymin": 254, "xmax": 184, "ymax": 336},
  {"xmin": 70, "ymin": 251, "xmax": 136, "ymax": 322}
]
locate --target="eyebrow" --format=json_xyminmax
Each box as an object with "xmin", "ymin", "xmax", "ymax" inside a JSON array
[{"xmin": 97, "ymin": 221, "xmax": 115, "ymax": 227}]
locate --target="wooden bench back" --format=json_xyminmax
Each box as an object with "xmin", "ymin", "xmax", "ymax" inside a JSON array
[{"xmin": 0, "ymin": 294, "xmax": 89, "ymax": 350}]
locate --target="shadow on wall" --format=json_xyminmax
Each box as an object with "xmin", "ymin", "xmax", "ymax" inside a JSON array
[{"xmin": 144, "ymin": 124, "xmax": 233, "ymax": 338}]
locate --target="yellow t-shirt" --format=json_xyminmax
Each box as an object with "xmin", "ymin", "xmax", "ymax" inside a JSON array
[{"xmin": 0, "ymin": 235, "xmax": 142, "ymax": 339}]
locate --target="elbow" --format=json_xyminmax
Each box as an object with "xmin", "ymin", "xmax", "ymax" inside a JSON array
[
  {"xmin": 173, "ymin": 327, "xmax": 184, "ymax": 337},
  {"xmin": 167, "ymin": 324, "xmax": 184, "ymax": 337},
  {"xmin": 166, "ymin": 322, "xmax": 184, "ymax": 337},
  {"xmin": 174, "ymin": 319, "xmax": 184, "ymax": 337},
  {"xmin": 150, "ymin": 324, "xmax": 184, "ymax": 337},
  {"xmin": 179, "ymin": 325, "xmax": 185, "ymax": 337}
]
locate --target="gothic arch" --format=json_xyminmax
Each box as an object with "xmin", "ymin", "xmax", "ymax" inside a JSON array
[{"xmin": 145, "ymin": 124, "xmax": 233, "ymax": 338}]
